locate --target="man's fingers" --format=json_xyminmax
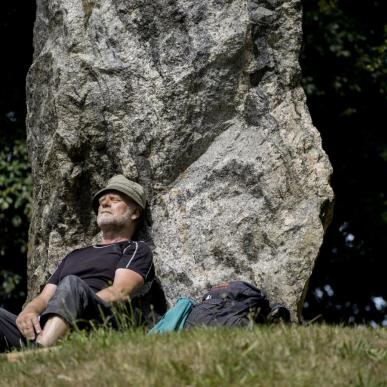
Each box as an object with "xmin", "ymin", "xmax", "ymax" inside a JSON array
[
  {"xmin": 20, "ymin": 325, "xmax": 36, "ymax": 340},
  {"xmin": 17, "ymin": 314, "xmax": 40, "ymax": 340},
  {"xmin": 25, "ymin": 331, "xmax": 36, "ymax": 341},
  {"xmin": 32, "ymin": 317, "xmax": 42, "ymax": 335},
  {"xmin": 15, "ymin": 318, "xmax": 23, "ymax": 331}
]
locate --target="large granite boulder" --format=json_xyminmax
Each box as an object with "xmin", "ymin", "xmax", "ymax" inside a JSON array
[{"xmin": 26, "ymin": 0, "xmax": 333, "ymax": 320}]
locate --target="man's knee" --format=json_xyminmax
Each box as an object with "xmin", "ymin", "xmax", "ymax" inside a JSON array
[
  {"xmin": 54, "ymin": 275, "xmax": 95, "ymax": 304},
  {"xmin": 42, "ymin": 276, "xmax": 88, "ymax": 326},
  {"xmin": 58, "ymin": 274, "xmax": 82, "ymax": 286},
  {"xmin": 57, "ymin": 275, "xmax": 86, "ymax": 292},
  {"xmin": 52, "ymin": 275, "xmax": 89, "ymax": 301}
]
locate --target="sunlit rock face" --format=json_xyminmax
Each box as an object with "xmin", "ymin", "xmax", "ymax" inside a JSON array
[{"xmin": 26, "ymin": 0, "xmax": 333, "ymax": 320}]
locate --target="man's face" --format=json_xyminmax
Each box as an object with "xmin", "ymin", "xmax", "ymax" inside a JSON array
[{"xmin": 96, "ymin": 191, "xmax": 138, "ymax": 229}]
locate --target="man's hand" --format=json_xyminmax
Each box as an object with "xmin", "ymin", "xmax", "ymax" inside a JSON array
[
  {"xmin": 15, "ymin": 283, "xmax": 57, "ymax": 340},
  {"xmin": 16, "ymin": 310, "xmax": 41, "ymax": 341}
]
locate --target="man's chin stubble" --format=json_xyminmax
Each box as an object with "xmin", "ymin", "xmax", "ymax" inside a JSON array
[{"xmin": 97, "ymin": 214, "xmax": 131, "ymax": 229}]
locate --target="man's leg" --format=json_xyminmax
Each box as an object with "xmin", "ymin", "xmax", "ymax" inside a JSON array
[
  {"xmin": 37, "ymin": 275, "xmax": 112, "ymax": 347},
  {"xmin": 36, "ymin": 316, "xmax": 69, "ymax": 347},
  {"xmin": 0, "ymin": 308, "xmax": 26, "ymax": 352}
]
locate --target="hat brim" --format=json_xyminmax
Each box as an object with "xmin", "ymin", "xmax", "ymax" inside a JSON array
[{"xmin": 92, "ymin": 186, "xmax": 145, "ymax": 214}]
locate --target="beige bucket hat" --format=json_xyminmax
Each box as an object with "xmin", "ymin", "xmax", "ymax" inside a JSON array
[{"xmin": 92, "ymin": 175, "xmax": 147, "ymax": 213}]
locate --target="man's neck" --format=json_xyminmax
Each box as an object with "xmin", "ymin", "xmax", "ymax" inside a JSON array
[
  {"xmin": 100, "ymin": 236, "xmax": 129, "ymax": 245},
  {"xmin": 100, "ymin": 230, "xmax": 134, "ymax": 245}
]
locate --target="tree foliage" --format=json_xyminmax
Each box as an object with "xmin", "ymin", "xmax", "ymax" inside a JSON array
[
  {"xmin": 0, "ymin": 2, "xmax": 34, "ymax": 312},
  {"xmin": 0, "ymin": 131, "xmax": 32, "ymax": 311},
  {"xmin": 301, "ymin": 0, "xmax": 387, "ymax": 324}
]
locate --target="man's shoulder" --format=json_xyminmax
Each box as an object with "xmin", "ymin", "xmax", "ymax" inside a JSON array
[{"xmin": 122, "ymin": 240, "xmax": 152, "ymax": 256}]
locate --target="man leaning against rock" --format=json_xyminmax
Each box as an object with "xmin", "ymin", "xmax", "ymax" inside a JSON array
[{"xmin": 0, "ymin": 175, "xmax": 156, "ymax": 351}]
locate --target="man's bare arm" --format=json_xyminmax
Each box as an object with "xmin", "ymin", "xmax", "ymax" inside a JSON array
[
  {"xmin": 16, "ymin": 284, "xmax": 57, "ymax": 341},
  {"xmin": 96, "ymin": 268, "xmax": 144, "ymax": 304}
]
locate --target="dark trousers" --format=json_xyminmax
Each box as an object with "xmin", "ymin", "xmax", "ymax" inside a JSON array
[
  {"xmin": 0, "ymin": 275, "xmax": 113, "ymax": 352},
  {"xmin": 0, "ymin": 308, "xmax": 27, "ymax": 352}
]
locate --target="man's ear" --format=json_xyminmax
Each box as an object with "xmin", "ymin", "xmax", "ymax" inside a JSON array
[{"xmin": 131, "ymin": 207, "xmax": 141, "ymax": 221}]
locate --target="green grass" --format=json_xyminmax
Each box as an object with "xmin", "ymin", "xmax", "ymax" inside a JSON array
[{"xmin": 1, "ymin": 325, "xmax": 386, "ymax": 387}]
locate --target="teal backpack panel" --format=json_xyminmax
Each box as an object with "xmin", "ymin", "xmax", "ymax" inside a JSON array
[{"xmin": 148, "ymin": 297, "xmax": 195, "ymax": 335}]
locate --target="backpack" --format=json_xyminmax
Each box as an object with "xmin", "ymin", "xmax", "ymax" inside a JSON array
[{"xmin": 184, "ymin": 281, "xmax": 274, "ymax": 328}]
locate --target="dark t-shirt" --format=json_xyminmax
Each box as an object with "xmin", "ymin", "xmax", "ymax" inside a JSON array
[{"xmin": 48, "ymin": 240, "xmax": 154, "ymax": 293}]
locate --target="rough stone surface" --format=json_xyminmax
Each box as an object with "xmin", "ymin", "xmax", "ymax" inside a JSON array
[{"xmin": 26, "ymin": 0, "xmax": 333, "ymax": 320}]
